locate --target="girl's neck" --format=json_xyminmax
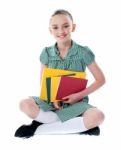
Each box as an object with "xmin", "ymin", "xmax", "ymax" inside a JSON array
[
  {"xmin": 56, "ymin": 40, "xmax": 72, "ymax": 59},
  {"xmin": 57, "ymin": 40, "xmax": 72, "ymax": 52}
]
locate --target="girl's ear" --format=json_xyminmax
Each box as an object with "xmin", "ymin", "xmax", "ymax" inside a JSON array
[{"xmin": 72, "ymin": 24, "xmax": 76, "ymax": 32}]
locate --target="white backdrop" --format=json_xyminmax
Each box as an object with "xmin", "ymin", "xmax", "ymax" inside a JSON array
[{"xmin": 0, "ymin": 0, "xmax": 121, "ymax": 149}]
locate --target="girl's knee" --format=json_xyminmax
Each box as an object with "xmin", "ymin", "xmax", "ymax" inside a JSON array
[
  {"xmin": 19, "ymin": 98, "xmax": 40, "ymax": 118},
  {"xmin": 96, "ymin": 109, "xmax": 105, "ymax": 124},
  {"xmin": 92, "ymin": 108, "xmax": 105, "ymax": 125},
  {"xmin": 19, "ymin": 98, "xmax": 35, "ymax": 112},
  {"xmin": 83, "ymin": 108, "xmax": 105, "ymax": 125}
]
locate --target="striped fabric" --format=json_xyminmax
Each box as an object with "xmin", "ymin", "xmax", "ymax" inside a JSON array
[{"xmin": 40, "ymin": 41, "xmax": 95, "ymax": 71}]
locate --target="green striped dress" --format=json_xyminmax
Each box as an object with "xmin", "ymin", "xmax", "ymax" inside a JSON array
[{"xmin": 32, "ymin": 41, "xmax": 95, "ymax": 122}]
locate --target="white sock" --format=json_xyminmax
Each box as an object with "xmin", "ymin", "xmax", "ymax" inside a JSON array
[
  {"xmin": 35, "ymin": 117, "xmax": 88, "ymax": 135},
  {"xmin": 34, "ymin": 109, "xmax": 60, "ymax": 123}
]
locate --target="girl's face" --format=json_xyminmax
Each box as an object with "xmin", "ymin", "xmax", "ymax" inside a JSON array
[{"xmin": 49, "ymin": 14, "xmax": 76, "ymax": 43}]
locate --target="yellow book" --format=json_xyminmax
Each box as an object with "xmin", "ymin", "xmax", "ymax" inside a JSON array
[
  {"xmin": 40, "ymin": 68, "xmax": 86, "ymax": 102},
  {"xmin": 51, "ymin": 76, "xmax": 61, "ymax": 102}
]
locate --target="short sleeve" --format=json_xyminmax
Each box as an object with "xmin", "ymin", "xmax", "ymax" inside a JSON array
[
  {"xmin": 83, "ymin": 46, "xmax": 95, "ymax": 66},
  {"xmin": 39, "ymin": 47, "xmax": 49, "ymax": 65}
]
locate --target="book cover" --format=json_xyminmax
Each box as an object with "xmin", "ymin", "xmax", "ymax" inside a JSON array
[
  {"xmin": 46, "ymin": 77, "xmax": 51, "ymax": 103},
  {"xmin": 50, "ymin": 76, "xmax": 61, "ymax": 102},
  {"xmin": 40, "ymin": 68, "xmax": 86, "ymax": 101},
  {"xmin": 56, "ymin": 76, "xmax": 88, "ymax": 101}
]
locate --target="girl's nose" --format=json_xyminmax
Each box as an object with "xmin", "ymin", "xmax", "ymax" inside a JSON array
[{"xmin": 58, "ymin": 27, "xmax": 64, "ymax": 34}]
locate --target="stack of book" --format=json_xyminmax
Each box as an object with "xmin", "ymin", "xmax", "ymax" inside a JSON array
[{"xmin": 40, "ymin": 68, "xmax": 88, "ymax": 103}]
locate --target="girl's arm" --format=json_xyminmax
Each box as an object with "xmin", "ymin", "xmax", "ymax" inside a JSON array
[
  {"xmin": 63, "ymin": 61, "xmax": 106, "ymax": 104},
  {"xmin": 80, "ymin": 60, "xmax": 105, "ymax": 97}
]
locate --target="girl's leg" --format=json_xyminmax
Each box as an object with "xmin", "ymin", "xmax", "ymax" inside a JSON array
[
  {"xmin": 15, "ymin": 98, "xmax": 60, "ymax": 138},
  {"xmin": 19, "ymin": 98, "xmax": 40, "ymax": 118},
  {"xmin": 16, "ymin": 100, "xmax": 104, "ymax": 137},
  {"xmin": 19, "ymin": 98, "xmax": 104, "ymax": 128},
  {"xmin": 19, "ymin": 98, "xmax": 60, "ymax": 123},
  {"xmin": 35, "ymin": 116, "xmax": 87, "ymax": 135},
  {"xmin": 82, "ymin": 107, "xmax": 105, "ymax": 129},
  {"xmin": 35, "ymin": 108, "xmax": 105, "ymax": 135}
]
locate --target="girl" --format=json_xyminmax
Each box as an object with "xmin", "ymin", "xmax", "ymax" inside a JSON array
[{"xmin": 15, "ymin": 9, "xmax": 105, "ymax": 138}]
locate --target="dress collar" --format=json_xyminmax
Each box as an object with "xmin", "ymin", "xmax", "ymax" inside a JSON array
[{"xmin": 52, "ymin": 40, "xmax": 78, "ymax": 58}]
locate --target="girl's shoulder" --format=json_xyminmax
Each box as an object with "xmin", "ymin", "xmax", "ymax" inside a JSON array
[
  {"xmin": 73, "ymin": 42, "xmax": 94, "ymax": 57},
  {"xmin": 74, "ymin": 41, "xmax": 93, "ymax": 53},
  {"xmin": 41, "ymin": 44, "xmax": 59, "ymax": 58},
  {"xmin": 74, "ymin": 42, "xmax": 95, "ymax": 65}
]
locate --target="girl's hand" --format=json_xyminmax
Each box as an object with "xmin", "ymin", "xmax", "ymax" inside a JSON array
[
  {"xmin": 62, "ymin": 93, "xmax": 83, "ymax": 104},
  {"xmin": 53, "ymin": 101, "xmax": 62, "ymax": 110}
]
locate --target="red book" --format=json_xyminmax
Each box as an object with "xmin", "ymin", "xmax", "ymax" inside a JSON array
[{"xmin": 56, "ymin": 76, "xmax": 88, "ymax": 101}]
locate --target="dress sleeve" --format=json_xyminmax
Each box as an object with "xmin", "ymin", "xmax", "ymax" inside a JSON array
[
  {"xmin": 39, "ymin": 47, "xmax": 49, "ymax": 65},
  {"xmin": 83, "ymin": 46, "xmax": 95, "ymax": 66}
]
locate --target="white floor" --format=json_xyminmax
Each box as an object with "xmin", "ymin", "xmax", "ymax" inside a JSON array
[{"xmin": 2, "ymin": 123, "xmax": 121, "ymax": 150}]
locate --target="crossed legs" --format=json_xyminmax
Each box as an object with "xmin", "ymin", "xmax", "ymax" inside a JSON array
[{"xmin": 15, "ymin": 98, "xmax": 105, "ymax": 137}]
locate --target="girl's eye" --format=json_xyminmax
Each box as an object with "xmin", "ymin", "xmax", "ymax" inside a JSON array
[
  {"xmin": 53, "ymin": 27, "xmax": 58, "ymax": 30},
  {"xmin": 52, "ymin": 25, "xmax": 69, "ymax": 30},
  {"xmin": 64, "ymin": 25, "xmax": 69, "ymax": 28}
]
